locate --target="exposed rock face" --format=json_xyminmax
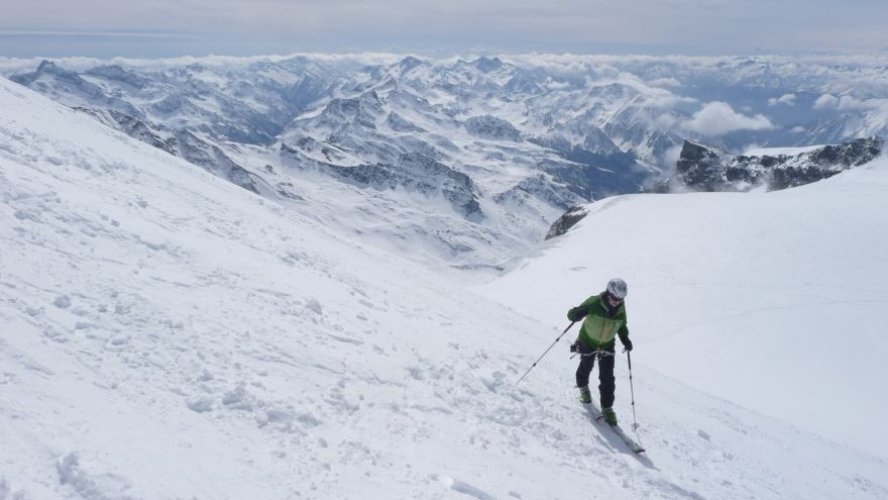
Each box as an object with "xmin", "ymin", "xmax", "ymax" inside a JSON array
[
  {"xmin": 85, "ymin": 64, "xmax": 152, "ymax": 89},
  {"xmin": 12, "ymin": 60, "xmax": 292, "ymax": 146},
  {"xmin": 769, "ymin": 138, "xmax": 884, "ymax": 189},
  {"xmin": 495, "ymin": 174, "xmax": 584, "ymax": 210},
  {"xmin": 545, "ymin": 205, "xmax": 591, "ymax": 240},
  {"xmin": 656, "ymin": 137, "xmax": 883, "ymax": 193},
  {"xmin": 76, "ymin": 107, "xmax": 260, "ymax": 194},
  {"xmin": 171, "ymin": 131, "xmax": 260, "ymax": 194},
  {"xmin": 385, "ymin": 112, "xmax": 425, "ymax": 133},
  {"xmin": 282, "ymin": 146, "xmax": 483, "ymax": 219},
  {"xmin": 464, "ymin": 115, "xmax": 522, "ymax": 142},
  {"xmin": 475, "ymin": 56, "xmax": 505, "ymax": 73},
  {"xmin": 674, "ymin": 141, "xmax": 726, "ymax": 191}
]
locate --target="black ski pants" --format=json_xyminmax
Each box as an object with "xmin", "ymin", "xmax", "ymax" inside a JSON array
[{"xmin": 575, "ymin": 340, "xmax": 616, "ymax": 409}]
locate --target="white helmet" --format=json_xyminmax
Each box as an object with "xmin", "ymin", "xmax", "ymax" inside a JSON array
[{"xmin": 606, "ymin": 278, "xmax": 628, "ymax": 299}]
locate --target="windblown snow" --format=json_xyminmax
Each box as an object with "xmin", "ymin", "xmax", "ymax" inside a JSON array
[{"xmin": 1, "ymin": 77, "xmax": 886, "ymax": 499}]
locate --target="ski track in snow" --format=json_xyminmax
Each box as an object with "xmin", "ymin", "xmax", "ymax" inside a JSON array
[{"xmin": 2, "ymin": 79, "xmax": 888, "ymax": 499}]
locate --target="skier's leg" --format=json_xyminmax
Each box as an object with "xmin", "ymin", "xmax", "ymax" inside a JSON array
[
  {"xmin": 575, "ymin": 341, "xmax": 597, "ymax": 388},
  {"xmin": 598, "ymin": 351, "xmax": 616, "ymax": 408}
]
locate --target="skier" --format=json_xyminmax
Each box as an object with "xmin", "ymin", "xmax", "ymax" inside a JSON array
[{"xmin": 567, "ymin": 278, "xmax": 633, "ymax": 425}]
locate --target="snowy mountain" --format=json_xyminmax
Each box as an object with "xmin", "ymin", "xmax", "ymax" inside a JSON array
[
  {"xmin": 3, "ymin": 65, "xmax": 888, "ymax": 500},
  {"xmin": 5, "ymin": 53, "xmax": 888, "ymax": 272}
]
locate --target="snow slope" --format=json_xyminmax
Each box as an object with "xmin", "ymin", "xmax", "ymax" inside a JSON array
[
  {"xmin": 479, "ymin": 153, "xmax": 888, "ymax": 462},
  {"xmin": 2, "ymin": 78, "xmax": 887, "ymax": 499}
]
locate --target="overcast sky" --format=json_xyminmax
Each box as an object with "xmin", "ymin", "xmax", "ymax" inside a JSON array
[{"xmin": 1, "ymin": 0, "xmax": 886, "ymax": 58}]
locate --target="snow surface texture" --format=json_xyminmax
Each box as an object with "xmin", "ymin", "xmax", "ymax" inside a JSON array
[{"xmin": 2, "ymin": 78, "xmax": 887, "ymax": 499}]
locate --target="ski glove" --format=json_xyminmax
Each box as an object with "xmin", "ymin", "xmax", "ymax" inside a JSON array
[
  {"xmin": 570, "ymin": 341, "xmax": 578, "ymax": 353},
  {"xmin": 567, "ymin": 306, "xmax": 588, "ymax": 322},
  {"xmin": 620, "ymin": 336, "xmax": 633, "ymax": 352}
]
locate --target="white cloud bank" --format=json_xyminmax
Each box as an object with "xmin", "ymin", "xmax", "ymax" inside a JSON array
[
  {"xmin": 814, "ymin": 93, "xmax": 884, "ymax": 112},
  {"xmin": 768, "ymin": 93, "xmax": 796, "ymax": 106},
  {"xmin": 683, "ymin": 101, "xmax": 774, "ymax": 136}
]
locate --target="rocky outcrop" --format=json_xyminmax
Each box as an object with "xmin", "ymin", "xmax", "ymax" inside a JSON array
[
  {"xmin": 655, "ymin": 137, "xmax": 883, "ymax": 192},
  {"xmin": 545, "ymin": 205, "xmax": 591, "ymax": 240},
  {"xmin": 282, "ymin": 147, "xmax": 483, "ymax": 219},
  {"xmin": 494, "ymin": 174, "xmax": 585, "ymax": 210},
  {"xmin": 11, "ymin": 61, "xmax": 141, "ymax": 117},
  {"xmin": 85, "ymin": 64, "xmax": 152, "ymax": 89},
  {"xmin": 475, "ymin": 56, "xmax": 504, "ymax": 73},
  {"xmin": 673, "ymin": 141, "xmax": 726, "ymax": 191},
  {"xmin": 385, "ymin": 112, "xmax": 426, "ymax": 133},
  {"xmin": 464, "ymin": 115, "xmax": 521, "ymax": 142},
  {"xmin": 170, "ymin": 131, "xmax": 260, "ymax": 194},
  {"xmin": 75, "ymin": 107, "xmax": 259, "ymax": 194},
  {"xmin": 11, "ymin": 61, "xmax": 101, "ymax": 97}
]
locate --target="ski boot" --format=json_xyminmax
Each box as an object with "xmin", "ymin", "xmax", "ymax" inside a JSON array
[
  {"xmin": 578, "ymin": 386, "xmax": 592, "ymax": 404},
  {"xmin": 601, "ymin": 407, "xmax": 618, "ymax": 425}
]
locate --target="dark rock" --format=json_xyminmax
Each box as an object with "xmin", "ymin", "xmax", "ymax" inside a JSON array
[
  {"xmin": 386, "ymin": 112, "xmax": 426, "ymax": 133},
  {"xmin": 75, "ymin": 107, "xmax": 259, "ymax": 194},
  {"xmin": 475, "ymin": 57, "xmax": 504, "ymax": 73},
  {"xmin": 464, "ymin": 115, "xmax": 521, "ymax": 142},
  {"xmin": 283, "ymin": 148, "xmax": 484, "ymax": 220},
  {"xmin": 656, "ymin": 137, "xmax": 883, "ymax": 193},
  {"xmin": 398, "ymin": 56, "xmax": 424, "ymax": 74},
  {"xmin": 170, "ymin": 131, "xmax": 260, "ymax": 194},
  {"xmin": 545, "ymin": 205, "xmax": 591, "ymax": 240},
  {"xmin": 494, "ymin": 174, "xmax": 584, "ymax": 210},
  {"xmin": 674, "ymin": 141, "xmax": 726, "ymax": 191},
  {"xmin": 85, "ymin": 65, "xmax": 152, "ymax": 89}
]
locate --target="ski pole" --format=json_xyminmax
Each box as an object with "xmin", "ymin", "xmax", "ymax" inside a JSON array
[
  {"xmin": 626, "ymin": 350, "xmax": 640, "ymax": 431},
  {"xmin": 515, "ymin": 321, "xmax": 576, "ymax": 385}
]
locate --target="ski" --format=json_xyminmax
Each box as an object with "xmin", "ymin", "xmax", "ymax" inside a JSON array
[{"xmin": 584, "ymin": 403, "xmax": 646, "ymax": 454}]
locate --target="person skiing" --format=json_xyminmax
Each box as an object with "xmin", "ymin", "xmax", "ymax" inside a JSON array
[{"xmin": 567, "ymin": 278, "xmax": 633, "ymax": 425}]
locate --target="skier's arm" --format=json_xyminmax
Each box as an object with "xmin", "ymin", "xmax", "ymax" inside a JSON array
[
  {"xmin": 567, "ymin": 305, "xmax": 587, "ymax": 321},
  {"xmin": 618, "ymin": 324, "xmax": 632, "ymax": 351},
  {"xmin": 566, "ymin": 295, "xmax": 598, "ymax": 321},
  {"xmin": 567, "ymin": 295, "xmax": 598, "ymax": 321}
]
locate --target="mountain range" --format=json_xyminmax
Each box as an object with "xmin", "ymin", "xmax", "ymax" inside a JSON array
[{"xmin": 4, "ymin": 53, "xmax": 888, "ymax": 272}]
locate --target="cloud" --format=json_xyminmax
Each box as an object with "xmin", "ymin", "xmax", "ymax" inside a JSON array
[
  {"xmin": 814, "ymin": 93, "xmax": 884, "ymax": 113},
  {"xmin": 3, "ymin": 0, "xmax": 888, "ymax": 58},
  {"xmin": 682, "ymin": 101, "xmax": 774, "ymax": 136},
  {"xmin": 648, "ymin": 77, "xmax": 682, "ymax": 88},
  {"xmin": 768, "ymin": 93, "xmax": 796, "ymax": 107},
  {"xmin": 814, "ymin": 94, "xmax": 840, "ymax": 109},
  {"xmin": 812, "ymin": 94, "xmax": 888, "ymax": 136}
]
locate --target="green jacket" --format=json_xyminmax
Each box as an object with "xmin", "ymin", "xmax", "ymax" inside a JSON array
[{"xmin": 568, "ymin": 293, "xmax": 629, "ymax": 348}]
